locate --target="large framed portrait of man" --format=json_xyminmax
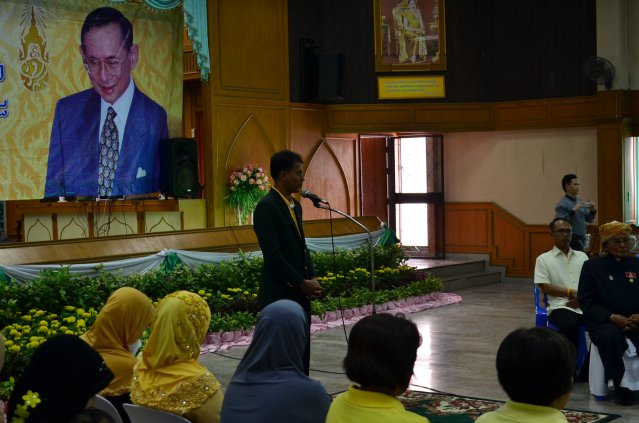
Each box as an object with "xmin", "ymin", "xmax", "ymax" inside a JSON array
[{"xmin": 374, "ymin": 0, "xmax": 446, "ymax": 72}]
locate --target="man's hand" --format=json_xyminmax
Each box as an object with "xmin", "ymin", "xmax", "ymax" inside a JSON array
[
  {"xmin": 566, "ymin": 289, "xmax": 579, "ymax": 309},
  {"xmin": 611, "ymin": 313, "xmax": 638, "ymax": 332},
  {"xmin": 300, "ymin": 279, "xmax": 324, "ymax": 299}
]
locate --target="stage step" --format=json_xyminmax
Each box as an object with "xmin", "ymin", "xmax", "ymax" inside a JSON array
[{"xmin": 407, "ymin": 258, "xmax": 502, "ymax": 291}]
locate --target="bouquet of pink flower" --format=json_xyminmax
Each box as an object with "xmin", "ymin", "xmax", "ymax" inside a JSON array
[{"xmin": 226, "ymin": 164, "xmax": 270, "ymax": 224}]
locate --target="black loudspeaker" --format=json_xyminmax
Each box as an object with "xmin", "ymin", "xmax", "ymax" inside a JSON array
[
  {"xmin": 160, "ymin": 138, "xmax": 199, "ymax": 198},
  {"xmin": 316, "ymin": 52, "xmax": 344, "ymax": 103}
]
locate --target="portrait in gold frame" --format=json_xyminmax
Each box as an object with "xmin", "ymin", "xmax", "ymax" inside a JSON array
[{"xmin": 374, "ymin": 0, "xmax": 446, "ymax": 72}]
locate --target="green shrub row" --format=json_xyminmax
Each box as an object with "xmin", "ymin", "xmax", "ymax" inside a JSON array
[{"xmin": 0, "ymin": 244, "xmax": 442, "ymax": 400}]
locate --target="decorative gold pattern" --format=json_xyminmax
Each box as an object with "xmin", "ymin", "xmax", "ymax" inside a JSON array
[
  {"xmin": 130, "ymin": 370, "xmax": 220, "ymax": 415},
  {"xmin": 19, "ymin": 1, "xmax": 50, "ymax": 92}
]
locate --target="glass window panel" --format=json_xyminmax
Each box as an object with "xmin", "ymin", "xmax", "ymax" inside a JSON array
[
  {"xmin": 396, "ymin": 203, "xmax": 428, "ymax": 246},
  {"xmin": 395, "ymin": 137, "xmax": 427, "ymax": 193}
]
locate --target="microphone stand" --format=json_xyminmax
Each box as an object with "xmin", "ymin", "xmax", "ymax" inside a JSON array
[{"xmin": 312, "ymin": 201, "xmax": 376, "ymax": 314}]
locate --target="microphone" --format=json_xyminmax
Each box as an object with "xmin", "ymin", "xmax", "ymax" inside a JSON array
[{"xmin": 301, "ymin": 189, "xmax": 328, "ymax": 205}]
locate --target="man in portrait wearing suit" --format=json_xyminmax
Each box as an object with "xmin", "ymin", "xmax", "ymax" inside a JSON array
[
  {"xmin": 253, "ymin": 150, "xmax": 324, "ymax": 375},
  {"xmin": 44, "ymin": 6, "xmax": 168, "ymax": 198}
]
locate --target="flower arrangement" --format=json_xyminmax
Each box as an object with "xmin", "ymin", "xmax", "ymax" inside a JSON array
[{"xmin": 226, "ymin": 164, "xmax": 270, "ymax": 225}]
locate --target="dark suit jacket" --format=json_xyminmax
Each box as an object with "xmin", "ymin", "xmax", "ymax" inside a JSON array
[
  {"xmin": 44, "ymin": 84, "xmax": 168, "ymax": 197},
  {"xmin": 253, "ymin": 189, "xmax": 315, "ymax": 313}
]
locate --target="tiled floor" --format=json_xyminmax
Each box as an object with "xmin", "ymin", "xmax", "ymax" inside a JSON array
[{"xmin": 199, "ymin": 281, "xmax": 639, "ymax": 422}]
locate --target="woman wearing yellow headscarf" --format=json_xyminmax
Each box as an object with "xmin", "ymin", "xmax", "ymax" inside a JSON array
[
  {"xmin": 81, "ymin": 287, "xmax": 154, "ymax": 422},
  {"xmin": 578, "ymin": 221, "xmax": 639, "ymax": 406},
  {"xmin": 130, "ymin": 290, "xmax": 223, "ymax": 423}
]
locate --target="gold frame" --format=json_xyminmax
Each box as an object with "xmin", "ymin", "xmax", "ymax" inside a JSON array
[{"xmin": 374, "ymin": 0, "xmax": 446, "ymax": 72}]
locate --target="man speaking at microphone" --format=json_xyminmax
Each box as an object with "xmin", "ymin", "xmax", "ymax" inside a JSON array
[{"xmin": 253, "ymin": 150, "xmax": 324, "ymax": 375}]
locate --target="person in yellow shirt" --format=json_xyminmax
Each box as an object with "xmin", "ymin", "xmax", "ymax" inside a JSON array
[
  {"xmin": 476, "ymin": 327, "xmax": 575, "ymax": 423},
  {"xmin": 326, "ymin": 313, "xmax": 428, "ymax": 423}
]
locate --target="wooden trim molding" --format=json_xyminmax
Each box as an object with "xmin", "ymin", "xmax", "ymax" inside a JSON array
[
  {"xmin": 445, "ymin": 202, "xmax": 553, "ymax": 277},
  {"xmin": 327, "ymin": 91, "xmax": 636, "ymax": 133}
]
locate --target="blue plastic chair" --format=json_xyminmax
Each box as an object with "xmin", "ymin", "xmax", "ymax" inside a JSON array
[{"xmin": 533, "ymin": 284, "xmax": 588, "ymax": 372}]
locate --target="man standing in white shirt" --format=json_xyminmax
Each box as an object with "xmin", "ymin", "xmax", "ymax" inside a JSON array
[{"xmin": 535, "ymin": 218, "xmax": 589, "ymax": 356}]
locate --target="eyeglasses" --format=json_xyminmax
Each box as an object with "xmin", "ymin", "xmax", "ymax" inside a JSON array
[
  {"xmin": 83, "ymin": 55, "xmax": 128, "ymax": 75},
  {"xmin": 607, "ymin": 237, "xmax": 632, "ymax": 245}
]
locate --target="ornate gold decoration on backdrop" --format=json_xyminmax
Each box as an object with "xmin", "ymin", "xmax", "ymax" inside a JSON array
[{"xmin": 19, "ymin": 0, "xmax": 50, "ymax": 92}]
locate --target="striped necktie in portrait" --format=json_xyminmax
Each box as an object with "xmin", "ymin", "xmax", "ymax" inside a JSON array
[{"xmin": 98, "ymin": 106, "xmax": 120, "ymax": 197}]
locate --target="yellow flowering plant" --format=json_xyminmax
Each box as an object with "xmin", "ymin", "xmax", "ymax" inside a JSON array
[
  {"xmin": 226, "ymin": 164, "xmax": 270, "ymax": 225},
  {"xmin": 0, "ymin": 306, "xmax": 98, "ymax": 400}
]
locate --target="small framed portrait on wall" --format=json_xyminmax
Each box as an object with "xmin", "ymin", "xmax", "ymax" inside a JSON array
[{"xmin": 374, "ymin": 0, "xmax": 446, "ymax": 72}]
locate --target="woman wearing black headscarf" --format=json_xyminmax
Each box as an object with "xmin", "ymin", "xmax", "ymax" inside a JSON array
[{"xmin": 7, "ymin": 335, "xmax": 114, "ymax": 422}]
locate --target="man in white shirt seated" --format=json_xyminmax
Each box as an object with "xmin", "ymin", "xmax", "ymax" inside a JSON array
[{"xmin": 535, "ymin": 218, "xmax": 589, "ymax": 364}]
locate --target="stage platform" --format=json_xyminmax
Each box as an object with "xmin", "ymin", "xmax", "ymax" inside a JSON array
[{"xmin": 407, "ymin": 254, "xmax": 504, "ymax": 291}]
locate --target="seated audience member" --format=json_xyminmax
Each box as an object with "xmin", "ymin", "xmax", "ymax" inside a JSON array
[
  {"xmin": 221, "ymin": 299, "xmax": 332, "ymax": 423},
  {"xmin": 476, "ymin": 327, "xmax": 575, "ymax": 423},
  {"xmin": 7, "ymin": 335, "xmax": 114, "ymax": 423},
  {"xmin": 326, "ymin": 313, "xmax": 427, "ymax": 423},
  {"xmin": 130, "ymin": 291, "xmax": 223, "ymax": 423},
  {"xmin": 534, "ymin": 218, "xmax": 588, "ymax": 366},
  {"xmin": 578, "ymin": 221, "xmax": 639, "ymax": 406},
  {"xmin": 81, "ymin": 287, "xmax": 154, "ymax": 422}
]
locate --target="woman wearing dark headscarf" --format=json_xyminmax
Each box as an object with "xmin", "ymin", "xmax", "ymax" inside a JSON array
[
  {"xmin": 7, "ymin": 334, "xmax": 114, "ymax": 422},
  {"xmin": 220, "ymin": 299, "xmax": 331, "ymax": 423},
  {"xmin": 578, "ymin": 221, "xmax": 639, "ymax": 406}
]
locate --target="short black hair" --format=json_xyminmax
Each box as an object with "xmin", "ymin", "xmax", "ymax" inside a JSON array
[
  {"xmin": 549, "ymin": 217, "xmax": 571, "ymax": 232},
  {"xmin": 561, "ymin": 174, "xmax": 577, "ymax": 192},
  {"xmin": 270, "ymin": 150, "xmax": 303, "ymax": 181},
  {"xmin": 497, "ymin": 327, "xmax": 575, "ymax": 406},
  {"xmin": 343, "ymin": 313, "xmax": 421, "ymax": 393},
  {"xmin": 81, "ymin": 7, "xmax": 133, "ymax": 52}
]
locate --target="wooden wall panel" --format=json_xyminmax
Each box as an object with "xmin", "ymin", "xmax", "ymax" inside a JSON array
[
  {"xmin": 445, "ymin": 207, "xmax": 489, "ymax": 247},
  {"xmin": 210, "ymin": 104, "xmax": 289, "ymax": 227},
  {"xmin": 492, "ymin": 213, "xmax": 525, "ymax": 271},
  {"xmin": 328, "ymin": 95, "xmax": 607, "ymax": 133},
  {"xmin": 445, "ymin": 203, "xmax": 554, "ymax": 277},
  {"xmin": 211, "ymin": 0, "xmax": 289, "ymax": 100},
  {"xmin": 301, "ymin": 136, "xmax": 359, "ymax": 221},
  {"xmin": 529, "ymin": 230, "xmax": 553, "ymax": 271}
]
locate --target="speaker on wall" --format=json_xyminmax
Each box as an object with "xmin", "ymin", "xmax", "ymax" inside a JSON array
[
  {"xmin": 316, "ymin": 52, "xmax": 344, "ymax": 103},
  {"xmin": 160, "ymin": 138, "xmax": 199, "ymax": 198}
]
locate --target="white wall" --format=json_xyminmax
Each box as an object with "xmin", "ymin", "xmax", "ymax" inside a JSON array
[
  {"xmin": 597, "ymin": 0, "xmax": 639, "ymax": 90},
  {"xmin": 443, "ymin": 127, "xmax": 598, "ymax": 225}
]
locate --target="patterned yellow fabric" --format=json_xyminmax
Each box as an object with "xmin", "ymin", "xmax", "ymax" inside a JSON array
[
  {"xmin": 131, "ymin": 291, "xmax": 221, "ymax": 416},
  {"xmin": 80, "ymin": 287, "xmax": 154, "ymax": 397},
  {"xmin": 599, "ymin": 220, "xmax": 631, "ymax": 253},
  {"xmin": 599, "ymin": 221, "xmax": 631, "ymax": 242}
]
